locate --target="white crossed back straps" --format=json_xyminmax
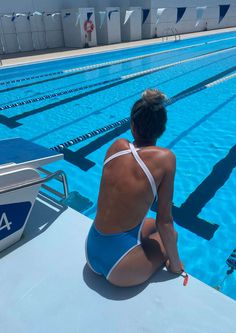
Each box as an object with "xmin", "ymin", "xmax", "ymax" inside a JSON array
[
  {"xmin": 104, "ymin": 143, "xmax": 157, "ymax": 199},
  {"xmin": 103, "ymin": 148, "xmax": 140, "ymax": 165}
]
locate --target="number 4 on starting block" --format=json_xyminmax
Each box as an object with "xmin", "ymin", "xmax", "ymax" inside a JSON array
[
  {"xmin": 0, "ymin": 212, "xmax": 12, "ymax": 231},
  {"xmin": 0, "ymin": 202, "xmax": 32, "ymax": 242}
]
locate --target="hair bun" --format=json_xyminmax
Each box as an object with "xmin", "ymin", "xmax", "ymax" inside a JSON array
[{"xmin": 142, "ymin": 89, "xmax": 166, "ymax": 105}]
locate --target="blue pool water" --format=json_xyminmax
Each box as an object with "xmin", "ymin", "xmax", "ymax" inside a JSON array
[{"xmin": 0, "ymin": 30, "xmax": 235, "ymax": 300}]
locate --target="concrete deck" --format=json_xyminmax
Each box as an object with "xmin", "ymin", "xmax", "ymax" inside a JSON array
[
  {"xmin": 0, "ymin": 194, "xmax": 235, "ymax": 333},
  {"xmin": 1, "ymin": 27, "xmax": 236, "ymax": 67}
]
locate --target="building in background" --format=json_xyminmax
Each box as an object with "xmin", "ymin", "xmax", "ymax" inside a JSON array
[{"xmin": 0, "ymin": 0, "xmax": 235, "ymax": 53}]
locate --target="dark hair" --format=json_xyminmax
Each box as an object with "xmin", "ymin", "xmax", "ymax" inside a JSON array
[{"xmin": 131, "ymin": 89, "xmax": 167, "ymax": 141}]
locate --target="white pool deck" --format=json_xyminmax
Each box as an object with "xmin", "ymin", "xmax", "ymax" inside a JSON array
[
  {"xmin": 0, "ymin": 194, "xmax": 235, "ymax": 333},
  {"xmin": 1, "ymin": 27, "xmax": 236, "ymax": 68}
]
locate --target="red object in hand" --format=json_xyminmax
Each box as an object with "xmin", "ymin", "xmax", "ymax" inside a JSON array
[{"xmin": 183, "ymin": 273, "xmax": 189, "ymax": 286}]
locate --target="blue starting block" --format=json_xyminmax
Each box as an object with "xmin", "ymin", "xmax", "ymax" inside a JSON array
[{"xmin": 0, "ymin": 138, "xmax": 64, "ymax": 252}]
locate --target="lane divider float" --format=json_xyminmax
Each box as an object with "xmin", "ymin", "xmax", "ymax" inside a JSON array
[
  {"xmin": 50, "ymin": 68, "xmax": 236, "ymax": 152},
  {"xmin": 1, "ymin": 35, "xmax": 236, "ymax": 86},
  {"xmin": 1, "ymin": 45, "xmax": 236, "ymax": 112}
]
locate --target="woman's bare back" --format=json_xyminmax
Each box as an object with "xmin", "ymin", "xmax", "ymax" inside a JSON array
[{"xmin": 94, "ymin": 138, "xmax": 172, "ymax": 234}]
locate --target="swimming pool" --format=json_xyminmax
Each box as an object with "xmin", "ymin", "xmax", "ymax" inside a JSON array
[{"xmin": 0, "ymin": 30, "xmax": 235, "ymax": 300}]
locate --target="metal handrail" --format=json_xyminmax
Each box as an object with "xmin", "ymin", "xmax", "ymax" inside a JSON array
[
  {"xmin": 162, "ymin": 27, "xmax": 180, "ymax": 42},
  {"xmin": 38, "ymin": 167, "xmax": 69, "ymax": 199},
  {"xmin": 0, "ymin": 169, "xmax": 69, "ymax": 198},
  {"xmin": 162, "ymin": 28, "xmax": 172, "ymax": 41},
  {"xmin": 171, "ymin": 28, "xmax": 180, "ymax": 41}
]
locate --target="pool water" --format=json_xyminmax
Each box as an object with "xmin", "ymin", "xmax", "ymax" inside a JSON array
[{"xmin": 0, "ymin": 30, "xmax": 235, "ymax": 300}]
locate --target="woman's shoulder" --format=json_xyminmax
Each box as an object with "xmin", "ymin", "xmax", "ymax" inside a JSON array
[
  {"xmin": 144, "ymin": 146, "xmax": 176, "ymax": 170},
  {"xmin": 154, "ymin": 147, "xmax": 176, "ymax": 170},
  {"xmin": 143, "ymin": 145, "xmax": 175, "ymax": 158},
  {"xmin": 104, "ymin": 138, "xmax": 130, "ymax": 160},
  {"xmin": 155, "ymin": 147, "xmax": 175, "ymax": 158},
  {"xmin": 113, "ymin": 138, "xmax": 130, "ymax": 148},
  {"xmin": 109, "ymin": 138, "xmax": 130, "ymax": 152}
]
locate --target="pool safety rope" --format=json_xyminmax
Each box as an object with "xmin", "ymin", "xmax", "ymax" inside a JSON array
[
  {"xmin": 0, "ymin": 43, "xmax": 203, "ymax": 86},
  {"xmin": 65, "ymin": 34, "xmax": 236, "ymax": 74},
  {"xmin": 1, "ymin": 45, "xmax": 236, "ymax": 112},
  {"xmin": 50, "ymin": 67, "xmax": 236, "ymax": 152},
  {"xmin": 0, "ymin": 71, "xmax": 62, "ymax": 86},
  {"xmin": 0, "ymin": 78, "xmax": 120, "ymax": 111},
  {"xmin": 205, "ymin": 72, "xmax": 236, "ymax": 87},
  {"xmin": 50, "ymin": 117, "xmax": 130, "ymax": 152},
  {"xmin": 1, "ymin": 35, "xmax": 236, "ymax": 86},
  {"xmin": 121, "ymin": 46, "xmax": 236, "ymax": 80},
  {"xmin": 62, "ymin": 43, "xmax": 201, "ymax": 74}
]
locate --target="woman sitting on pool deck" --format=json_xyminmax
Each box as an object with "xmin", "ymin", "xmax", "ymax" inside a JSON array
[{"xmin": 86, "ymin": 89, "xmax": 183, "ymax": 287}]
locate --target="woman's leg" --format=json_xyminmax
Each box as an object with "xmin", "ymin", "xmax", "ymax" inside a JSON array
[{"xmin": 108, "ymin": 218, "xmax": 167, "ymax": 287}]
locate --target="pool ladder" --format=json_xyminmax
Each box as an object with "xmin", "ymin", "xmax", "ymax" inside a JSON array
[{"xmin": 162, "ymin": 28, "xmax": 180, "ymax": 42}]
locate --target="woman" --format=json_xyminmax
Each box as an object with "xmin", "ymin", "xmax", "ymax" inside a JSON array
[{"xmin": 86, "ymin": 89, "xmax": 183, "ymax": 287}]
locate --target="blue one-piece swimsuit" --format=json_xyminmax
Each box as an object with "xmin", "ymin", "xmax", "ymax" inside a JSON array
[{"xmin": 85, "ymin": 143, "xmax": 157, "ymax": 280}]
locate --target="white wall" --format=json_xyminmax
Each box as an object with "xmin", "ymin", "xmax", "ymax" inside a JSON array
[
  {"xmin": 131, "ymin": 0, "xmax": 236, "ymax": 38},
  {"xmin": 0, "ymin": 0, "xmax": 65, "ymax": 13},
  {"xmin": 95, "ymin": 7, "xmax": 121, "ymax": 45},
  {"xmin": 121, "ymin": 7, "xmax": 142, "ymax": 42},
  {"xmin": 63, "ymin": 0, "xmax": 89, "ymax": 8},
  {"xmin": 0, "ymin": 0, "xmax": 132, "ymax": 13}
]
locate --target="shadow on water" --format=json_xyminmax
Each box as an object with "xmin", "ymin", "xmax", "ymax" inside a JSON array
[
  {"xmin": 152, "ymin": 145, "xmax": 236, "ymax": 240},
  {"xmin": 168, "ymin": 95, "xmax": 236, "ymax": 149},
  {"xmin": 83, "ymin": 264, "xmax": 178, "ymax": 301},
  {"xmin": 62, "ymin": 121, "xmax": 130, "ymax": 170},
  {"xmin": 178, "ymin": 144, "xmax": 236, "ymax": 216}
]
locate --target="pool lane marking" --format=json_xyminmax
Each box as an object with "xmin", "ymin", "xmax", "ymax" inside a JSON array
[
  {"xmin": 50, "ymin": 66, "xmax": 236, "ymax": 152},
  {"xmin": 65, "ymin": 35, "xmax": 236, "ymax": 74},
  {"xmin": 0, "ymin": 78, "xmax": 120, "ymax": 111},
  {"xmin": 1, "ymin": 34, "xmax": 236, "ymax": 87},
  {"xmin": 170, "ymin": 144, "xmax": 236, "ymax": 239},
  {"xmin": 1, "ymin": 54, "xmax": 235, "ymax": 130},
  {"xmin": 62, "ymin": 43, "xmax": 205, "ymax": 73},
  {"xmin": 51, "ymin": 118, "xmax": 130, "ymax": 151},
  {"xmin": 121, "ymin": 45, "xmax": 236, "ymax": 80},
  {"xmin": 167, "ymin": 68, "xmax": 236, "ymax": 104},
  {"xmin": 205, "ymin": 72, "xmax": 236, "ymax": 87},
  {"xmin": 0, "ymin": 42, "xmax": 207, "ymax": 89},
  {"xmin": 1, "ymin": 45, "xmax": 236, "ymax": 113}
]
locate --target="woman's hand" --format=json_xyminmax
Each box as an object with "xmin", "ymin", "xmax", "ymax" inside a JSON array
[{"xmin": 165, "ymin": 259, "xmax": 184, "ymax": 274}]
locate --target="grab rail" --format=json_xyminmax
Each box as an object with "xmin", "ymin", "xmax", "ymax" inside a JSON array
[
  {"xmin": 172, "ymin": 28, "xmax": 181, "ymax": 41},
  {"xmin": 38, "ymin": 167, "xmax": 69, "ymax": 199},
  {"xmin": 0, "ymin": 168, "xmax": 69, "ymax": 200},
  {"xmin": 162, "ymin": 27, "xmax": 180, "ymax": 42}
]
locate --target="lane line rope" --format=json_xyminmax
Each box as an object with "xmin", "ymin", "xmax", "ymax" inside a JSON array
[
  {"xmin": 50, "ymin": 69, "xmax": 236, "ymax": 152},
  {"xmin": 1, "ymin": 45, "xmax": 235, "ymax": 112}
]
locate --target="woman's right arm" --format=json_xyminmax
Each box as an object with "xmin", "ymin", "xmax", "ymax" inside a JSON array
[{"xmin": 156, "ymin": 151, "xmax": 183, "ymax": 273}]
